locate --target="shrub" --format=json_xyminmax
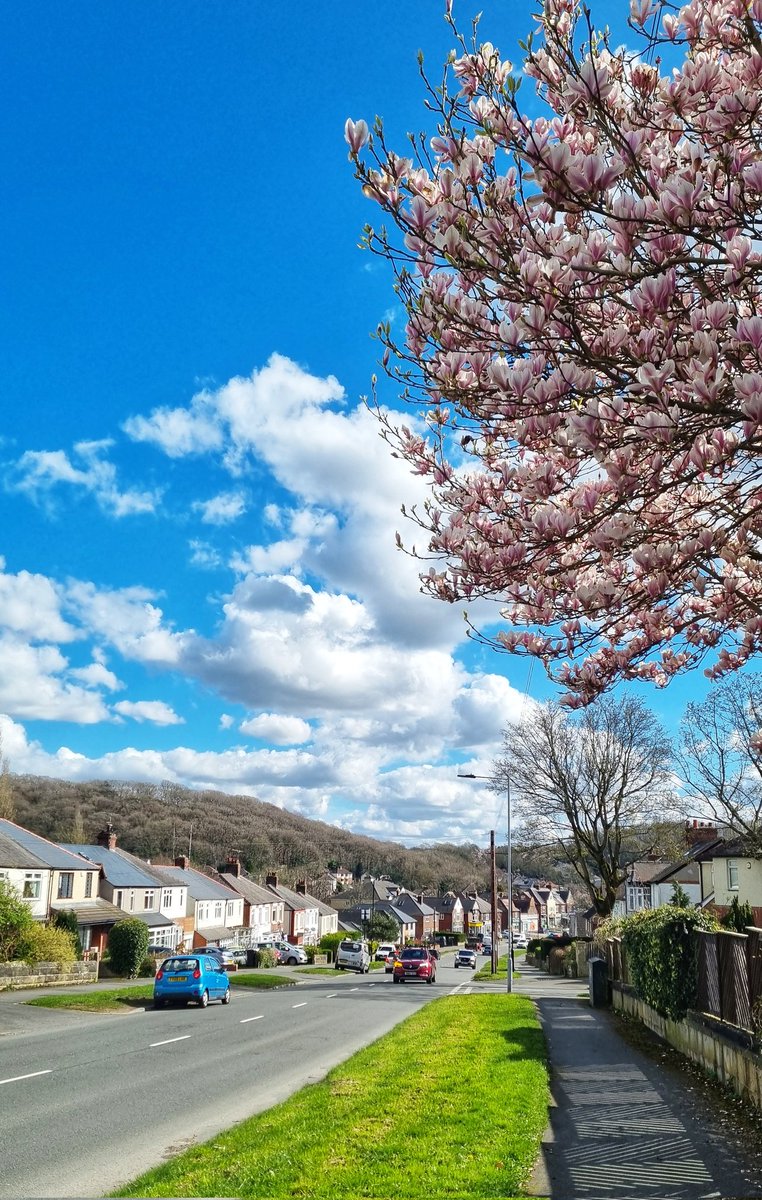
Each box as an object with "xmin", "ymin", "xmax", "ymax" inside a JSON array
[
  {"xmin": 721, "ymin": 896, "xmax": 755, "ymax": 933},
  {"xmin": 255, "ymin": 948, "xmax": 277, "ymax": 969},
  {"xmin": 52, "ymin": 909, "xmax": 83, "ymax": 958},
  {"xmin": 319, "ymin": 932, "xmax": 344, "ymax": 956},
  {"xmin": 17, "ymin": 922, "xmax": 78, "ymax": 965},
  {"xmin": 108, "ymin": 918, "xmax": 150, "ymax": 978},
  {"xmin": 547, "ymin": 947, "xmax": 566, "ymax": 976},
  {"xmin": 139, "ymin": 955, "xmax": 160, "ymax": 977},
  {"xmin": 619, "ymin": 906, "xmax": 719, "ymax": 1021},
  {"xmin": 0, "ymin": 878, "xmax": 35, "ymax": 961}
]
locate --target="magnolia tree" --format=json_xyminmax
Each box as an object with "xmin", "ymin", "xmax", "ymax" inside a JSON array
[{"xmin": 347, "ymin": 0, "xmax": 762, "ymax": 705}]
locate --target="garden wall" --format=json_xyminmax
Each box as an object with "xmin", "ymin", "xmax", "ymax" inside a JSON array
[
  {"xmin": 613, "ymin": 982, "xmax": 762, "ymax": 1112},
  {"xmin": 0, "ymin": 960, "xmax": 98, "ymax": 991}
]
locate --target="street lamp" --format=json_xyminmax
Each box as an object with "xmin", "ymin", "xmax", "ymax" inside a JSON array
[{"xmin": 458, "ymin": 772, "xmax": 513, "ymax": 995}]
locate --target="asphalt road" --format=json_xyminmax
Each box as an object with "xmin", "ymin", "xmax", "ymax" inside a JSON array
[{"xmin": 0, "ymin": 961, "xmax": 475, "ymax": 1198}]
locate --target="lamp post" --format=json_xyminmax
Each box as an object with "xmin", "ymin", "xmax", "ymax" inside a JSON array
[{"xmin": 458, "ymin": 772, "xmax": 513, "ymax": 995}]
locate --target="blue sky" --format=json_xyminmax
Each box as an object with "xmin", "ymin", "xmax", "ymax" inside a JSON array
[{"xmin": 0, "ymin": 1, "xmax": 710, "ymax": 844}]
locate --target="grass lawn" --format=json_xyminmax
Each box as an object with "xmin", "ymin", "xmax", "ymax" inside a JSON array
[
  {"xmin": 111, "ymin": 993, "xmax": 548, "ymax": 1199},
  {"xmin": 25, "ymin": 973, "xmax": 292, "ymax": 1011},
  {"xmin": 229, "ymin": 973, "xmax": 296, "ymax": 990},
  {"xmin": 26, "ymin": 985, "xmax": 154, "ymax": 1012},
  {"xmin": 473, "ymin": 954, "xmax": 521, "ymax": 982}
]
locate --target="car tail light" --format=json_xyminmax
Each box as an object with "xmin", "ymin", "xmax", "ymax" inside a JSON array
[
  {"xmin": 156, "ymin": 969, "xmax": 163, "ymax": 980},
  {"xmin": 193, "ymin": 968, "xmax": 201, "ymax": 979}
]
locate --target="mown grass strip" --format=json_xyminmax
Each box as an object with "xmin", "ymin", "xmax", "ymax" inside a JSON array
[
  {"xmin": 111, "ymin": 993, "xmax": 548, "ymax": 1199},
  {"xmin": 473, "ymin": 954, "xmax": 521, "ymax": 982},
  {"xmin": 230, "ymin": 973, "xmax": 295, "ymax": 990},
  {"xmin": 26, "ymin": 985, "xmax": 154, "ymax": 1012}
]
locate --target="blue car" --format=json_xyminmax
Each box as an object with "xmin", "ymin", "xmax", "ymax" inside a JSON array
[{"xmin": 153, "ymin": 954, "xmax": 231, "ymax": 1008}]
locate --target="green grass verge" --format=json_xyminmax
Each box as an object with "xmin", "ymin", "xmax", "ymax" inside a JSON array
[
  {"xmin": 228, "ymin": 973, "xmax": 295, "ymax": 990},
  {"xmin": 473, "ymin": 954, "xmax": 521, "ymax": 982},
  {"xmin": 26, "ymin": 985, "xmax": 154, "ymax": 1012},
  {"xmin": 111, "ymin": 993, "xmax": 548, "ymax": 1199}
]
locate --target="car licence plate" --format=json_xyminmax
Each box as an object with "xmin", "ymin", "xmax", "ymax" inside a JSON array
[{"xmin": 168, "ymin": 975, "xmax": 185, "ymax": 982}]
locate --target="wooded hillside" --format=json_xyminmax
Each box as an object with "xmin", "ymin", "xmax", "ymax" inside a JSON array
[{"xmin": 6, "ymin": 774, "xmax": 492, "ymax": 894}]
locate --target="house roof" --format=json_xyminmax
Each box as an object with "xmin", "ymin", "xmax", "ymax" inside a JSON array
[
  {"xmin": 219, "ymin": 873, "xmax": 275, "ymax": 906},
  {"xmin": 423, "ymin": 893, "xmax": 462, "ymax": 914},
  {"xmin": 0, "ymin": 820, "xmax": 98, "ymax": 872},
  {"xmin": 267, "ymin": 882, "xmax": 317, "ymax": 910},
  {"xmin": 648, "ymin": 860, "xmax": 700, "ymax": 886},
  {"xmin": 694, "ymin": 837, "xmax": 757, "ymax": 860},
  {"xmin": 49, "ymin": 897, "xmax": 126, "ymax": 926},
  {"xmin": 0, "ymin": 830, "xmax": 47, "ymax": 870},
  {"xmin": 394, "ymin": 892, "xmax": 435, "ymax": 917},
  {"xmin": 628, "ymin": 860, "xmax": 672, "ymax": 885},
  {"xmin": 197, "ymin": 925, "xmax": 232, "ymax": 943},
  {"xmin": 61, "ymin": 844, "xmax": 161, "ymax": 889},
  {"xmin": 152, "ymin": 864, "xmax": 238, "ymax": 901}
]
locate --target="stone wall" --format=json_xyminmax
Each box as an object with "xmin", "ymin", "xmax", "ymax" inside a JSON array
[
  {"xmin": 613, "ymin": 983, "xmax": 762, "ymax": 1111},
  {"xmin": 0, "ymin": 960, "xmax": 98, "ymax": 991}
]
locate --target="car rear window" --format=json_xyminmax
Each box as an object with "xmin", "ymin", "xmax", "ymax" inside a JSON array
[
  {"xmin": 161, "ymin": 958, "xmax": 198, "ymax": 972},
  {"xmin": 340, "ymin": 941, "xmax": 361, "ymax": 952}
]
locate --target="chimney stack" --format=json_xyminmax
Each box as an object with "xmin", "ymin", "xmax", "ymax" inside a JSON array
[
  {"xmin": 97, "ymin": 822, "xmax": 117, "ymax": 851},
  {"xmin": 296, "ymin": 880, "xmax": 306, "ymax": 895},
  {"xmin": 266, "ymin": 872, "xmax": 278, "ymax": 888},
  {"xmin": 175, "ymin": 855, "xmax": 190, "ymax": 869},
  {"xmin": 225, "ymin": 854, "xmax": 242, "ymax": 878},
  {"xmin": 685, "ymin": 820, "xmax": 718, "ymax": 847}
]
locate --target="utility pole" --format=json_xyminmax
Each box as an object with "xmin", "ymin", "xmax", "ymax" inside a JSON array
[{"xmin": 490, "ymin": 830, "xmax": 498, "ymax": 975}]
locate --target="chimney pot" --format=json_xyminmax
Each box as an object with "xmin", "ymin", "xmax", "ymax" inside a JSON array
[
  {"xmin": 296, "ymin": 880, "xmax": 306, "ymax": 895},
  {"xmin": 97, "ymin": 823, "xmax": 117, "ymax": 851},
  {"xmin": 226, "ymin": 854, "xmax": 241, "ymax": 878},
  {"xmin": 175, "ymin": 855, "xmax": 190, "ymax": 869},
  {"xmin": 266, "ymin": 873, "xmax": 278, "ymax": 888}
]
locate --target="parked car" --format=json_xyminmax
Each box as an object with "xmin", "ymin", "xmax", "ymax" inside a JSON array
[
  {"xmin": 513, "ymin": 936, "xmax": 528, "ymax": 950},
  {"xmin": 454, "ymin": 948, "xmax": 477, "ymax": 970},
  {"xmin": 384, "ymin": 951, "xmax": 397, "ymax": 973},
  {"xmin": 375, "ymin": 943, "xmax": 396, "ymax": 962},
  {"xmin": 153, "ymin": 954, "xmax": 231, "ymax": 1008},
  {"xmin": 393, "ymin": 947, "xmax": 436, "ymax": 984},
  {"xmin": 229, "ymin": 947, "xmax": 249, "ymax": 966},
  {"xmin": 203, "ymin": 946, "xmax": 237, "ymax": 967},
  {"xmin": 271, "ymin": 941, "xmax": 308, "ymax": 966},
  {"xmin": 335, "ymin": 938, "xmax": 371, "ymax": 973}
]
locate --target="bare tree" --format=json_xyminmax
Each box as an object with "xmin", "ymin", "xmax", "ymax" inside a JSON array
[
  {"xmin": 494, "ymin": 697, "xmax": 675, "ymax": 918},
  {"xmin": 676, "ymin": 676, "xmax": 762, "ymax": 854}
]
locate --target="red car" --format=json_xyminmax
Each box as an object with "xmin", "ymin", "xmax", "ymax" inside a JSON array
[{"xmin": 392, "ymin": 947, "xmax": 436, "ymax": 985}]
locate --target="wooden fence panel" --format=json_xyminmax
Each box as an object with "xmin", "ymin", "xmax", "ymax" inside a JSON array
[
  {"xmin": 696, "ymin": 931, "xmax": 720, "ymax": 1018},
  {"xmin": 717, "ymin": 931, "xmax": 751, "ymax": 1031},
  {"xmin": 746, "ymin": 927, "xmax": 762, "ymax": 1017}
]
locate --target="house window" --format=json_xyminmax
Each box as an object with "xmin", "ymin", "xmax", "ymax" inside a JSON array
[
  {"xmin": 144, "ymin": 890, "xmax": 155, "ymax": 910},
  {"xmin": 628, "ymin": 886, "xmax": 651, "ymax": 911},
  {"xmin": 727, "ymin": 861, "xmax": 739, "ymax": 890},
  {"xmin": 114, "ymin": 890, "xmax": 123, "ymax": 908},
  {"xmin": 57, "ymin": 873, "xmax": 74, "ymax": 900},
  {"xmin": 84, "ymin": 873, "xmax": 93, "ymax": 898},
  {"xmin": 161, "ymin": 889, "xmax": 172, "ymax": 909},
  {"xmin": 23, "ymin": 873, "xmax": 42, "ymax": 899},
  {"xmin": 129, "ymin": 892, "xmax": 135, "ymax": 911},
  {"xmin": 214, "ymin": 902, "xmax": 223, "ymax": 920}
]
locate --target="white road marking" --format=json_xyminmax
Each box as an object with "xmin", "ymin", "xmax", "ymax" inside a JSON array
[
  {"xmin": 292, "ymin": 1002, "xmax": 308, "ymax": 1009},
  {"xmin": 350, "ymin": 987, "xmax": 359, "ymax": 992},
  {"xmin": 326, "ymin": 993, "xmax": 337, "ymax": 999},
  {"xmin": 240, "ymin": 1015, "xmax": 264, "ymax": 1024},
  {"xmin": 149, "ymin": 1035, "xmax": 192, "ymax": 1048},
  {"xmin": 0, "ymin": 1069, "xmax": 52, "ymax": 1086}
]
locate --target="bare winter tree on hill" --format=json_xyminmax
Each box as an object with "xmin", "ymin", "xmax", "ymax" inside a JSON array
[
  {"xmin": 676, "ymin": 674, "xmax": 762, "ymax": 854},
  {"xmin": 494, "ymin": 696, "xmax": 675, "ymax": 918}
]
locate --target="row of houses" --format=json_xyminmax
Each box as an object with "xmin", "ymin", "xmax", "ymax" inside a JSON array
[{"xmin": 0, "ymin": 819, "xmax": 338, "ymax": 955}]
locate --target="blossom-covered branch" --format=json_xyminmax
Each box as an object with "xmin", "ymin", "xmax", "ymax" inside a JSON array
[{"xmin": 348, "ymin": 0, "xmax": 762, "ymax": 704}]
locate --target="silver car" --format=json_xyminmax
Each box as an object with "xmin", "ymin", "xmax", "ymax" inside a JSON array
[{"xmin": 335, "ymin": 938, "xmax": 370, "ymax": 973}]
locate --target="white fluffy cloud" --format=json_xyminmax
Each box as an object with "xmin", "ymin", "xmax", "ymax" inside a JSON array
[
  {"xmin": 240, "ymin": 713, "xmax": 313, "ymax": 745},
  {"xmin": 113, "ymin": 700, "xmax": 185, "ymax": 726},
  {"xmin": 9, "ymin": 440, "xmax": 162, "ymax": 516}
]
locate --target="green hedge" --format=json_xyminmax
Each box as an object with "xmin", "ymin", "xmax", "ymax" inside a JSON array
[{"xmin": 619, "ymin": 906, "xmax": 718, "ymax": 1021}]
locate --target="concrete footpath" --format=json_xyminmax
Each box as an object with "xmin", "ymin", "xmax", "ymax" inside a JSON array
[{"xmin": 510, "ymin": 960, "xmax": 762, "ymax": 1200}]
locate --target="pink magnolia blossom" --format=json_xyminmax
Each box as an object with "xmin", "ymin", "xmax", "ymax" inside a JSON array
[{"xmin": 350, "ymin": 0, "xmax": 762, "ymax": 705}]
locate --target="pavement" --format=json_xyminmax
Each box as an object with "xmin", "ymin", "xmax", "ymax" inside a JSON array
[{"xmin": 503, "ymin": 959, "xmax": 762, "ymax": 1200}]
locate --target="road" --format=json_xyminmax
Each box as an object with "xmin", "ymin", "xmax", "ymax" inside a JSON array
[{"xmin": 0, "ymin": 962, "xmax": 475, "ymax": 1198}]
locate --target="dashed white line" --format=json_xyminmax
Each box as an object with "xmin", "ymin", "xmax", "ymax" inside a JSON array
[
  {"xmin": 240, "ymin": 1015, "xmax": 264, "ymax": 1024},
  {"xmin": 326, "ymin": 993, "xmax": 337, "ymax": 999},
  {"xmin": 149, "ymin": 1035, "xmax": 192, "ymax": 1048},
  {"xmin": 0, "ymin": 1069, "xmax": 52, "ymax": 1086},
  {"xmin": 292, "ymin": 1002, "xmax": 308, "ymax": 1009},
  {"xmin": 350, "ymin": 987, "xmax": 359, "ymax": 992}
]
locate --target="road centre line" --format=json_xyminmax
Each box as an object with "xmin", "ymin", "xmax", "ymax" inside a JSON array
[
  {"xmin": 350, "ymin": 987, "xmax": 359, "ymax": 992},
  {"xmin": 0, "ymin": 1069, "xmax": 52, "ymax": 1086},
  {"xmin": 292, "ymin": 1002, "xmax": 308, "ymax": 1009},
  {"xmin": 326, "ymin": 993, "xmax": 337, "ymax": 999},
  {"xmin": 240, "ymin": 1015, "xmax": 264, "ymax": 1024},
  {"xmin": 150, "ymin": 1035, "xmax": 192, "ymax": 1048}
]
